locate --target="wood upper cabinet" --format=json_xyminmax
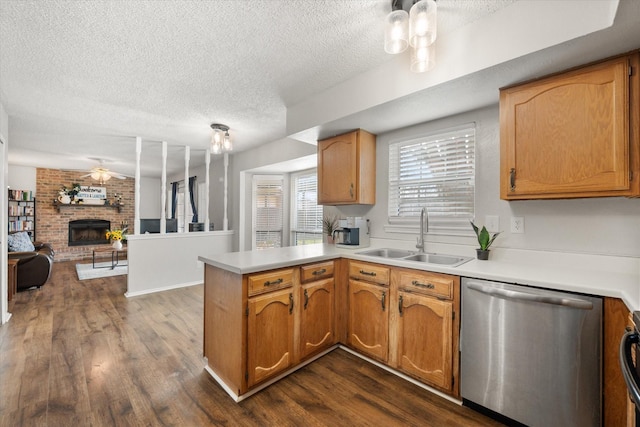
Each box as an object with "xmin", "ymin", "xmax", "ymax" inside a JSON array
[
  {"xmin": 500, "ymin": 51, "xmax": 640, "ymax": 200},
  {"xmin": 299, "ymin": 261, "xmax": 336, "ymax": 361},
  {"xmin": 389, "ymin": 269, "xmax": 460, "ymax": 396},
  {"xmin": 247, "ymin": 287, "xmax": 295, "ymax": 388},
  {"xmin": 317, "ymin": 129, "xmax": 376, "ymax": 205}
]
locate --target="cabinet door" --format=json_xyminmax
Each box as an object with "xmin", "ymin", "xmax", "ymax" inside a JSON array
[
  {"xmin": 299, "ymin": 278, "xmax": 335, "ymax": 360},
  {"xmin": 348, "ymin": 279, "xmax": 389, "ymax": 362},
  {"xmin": 318, "ymin": 132, "xmax": 358, "ymax": 204},
  {"xmin": 396, "ymin": 290, "xmax": 453, "ymax": 391},
  {"xmin": 500, "ymin": 54, "xmax": 638, "ymax": 199},
  {"xmin": 247, "ymin": 288, "xmax": 294, "ymax": 388}
]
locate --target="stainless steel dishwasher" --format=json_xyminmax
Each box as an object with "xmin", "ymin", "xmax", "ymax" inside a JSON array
[{"xmin": 461, "ymin": 278, "xmax": 602, "ymax": 427}]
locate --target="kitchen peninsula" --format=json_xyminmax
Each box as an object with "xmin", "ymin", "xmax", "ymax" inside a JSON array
[{"xmin": 199, "ymin": 243, "xmax": 639, "ymax": 403}]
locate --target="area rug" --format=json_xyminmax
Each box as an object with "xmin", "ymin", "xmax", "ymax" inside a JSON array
[{"xmin": 75, "ymin": 261, "xmax": 128, "ymax": 280}]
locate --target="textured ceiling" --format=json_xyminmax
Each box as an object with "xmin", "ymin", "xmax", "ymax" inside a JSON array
[{"xmin": 0, "ymin": 0, "xmax": 519, "ymax": 176}]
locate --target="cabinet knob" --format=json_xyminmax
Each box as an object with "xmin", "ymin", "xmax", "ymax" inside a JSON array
[{"xmin": 381, "ymin": 291, "xmax": 386, "ymax": 311}]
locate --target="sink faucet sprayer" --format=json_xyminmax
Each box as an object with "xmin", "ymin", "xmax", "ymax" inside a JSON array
[{"xmin": 416, "ymin": 207, "xmax": 428, "ymax": 253}]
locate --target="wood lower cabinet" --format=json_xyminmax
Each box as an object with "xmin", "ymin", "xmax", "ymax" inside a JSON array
[
  {"xmin": 204, "ymin": 257, "xmax": 460, "ymax": 400},
  {"xmin": 299, "ymin": 261, "xmax": 335, "ymax": 361},
  {"xmin": 390, "ymin": 269, "xmax": 460, "ymax": 396},
  {"xmin": 500, "ymin": 51, "xmax": 640, "ymax": 200},
  {"xmin": 348, "ymin": 279, "xmax": 389, "ymax": 362},
  {"xmin": 603, "ymin": 297, "xmax": 636, "ymax": 427},
  {"xmin": 317, "ymin": 129, "xmax": 376, "ymax": 205},
  {"xmin": 247, "ymin": 287, "xmax": 295, "ymax": 388}
]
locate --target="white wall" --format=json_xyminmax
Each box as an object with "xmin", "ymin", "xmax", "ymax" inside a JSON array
[
  {"xmin": 230, "ymin": 138, "xmax": 316, "ymax": 251},
  {"xmin": 0, "ymin": 100, "xmax": 8, "ymax": 323},
  {"xmin": 7, "ymin": 165, "xmax": 36, "ymax": 195},
  {"xmin": 126, "ymin": 231, "xmax": 234, "ymax": 296},
  {"xmin": 331, "ymin": 105, "xmax": 640, "ymax": 258},
  {"xmin": 138, "ymin": 176, "xmax": 162, "ymax": 218}
]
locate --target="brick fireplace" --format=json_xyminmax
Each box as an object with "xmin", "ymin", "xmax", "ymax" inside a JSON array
[{"xmin": 36, "ymin": 168, "xmax": 135, "ymax": 262}]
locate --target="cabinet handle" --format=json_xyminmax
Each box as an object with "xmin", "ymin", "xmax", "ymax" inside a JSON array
[
  {"xmin": 312, "ymin": 268, "xmax": 326, "ymax": 276},
  {"xmin": 303, "ymin": 289, "xmax": 309, "ymax": 309},
  {"xmin": 359, "ymin": 270, "xmax": 377, "ymax": 276},
  {"xmin": 264, "ymin": 278, "xmax": 283, "ymax": 287},
  {"xmin": 289, "ymin": 293, "xmax": 294, "ymax": 314},
  {"xmin": 381, "ymin": 291, "xmax": 386, "ymax": 311},
  {"xmin": 509, "ymin": 168, "xmax": 516, "ymax": 191},
  {"xmin": 411, "ymin": 280, "xmax": 435, "ymax": 289},
  {"xmin": 398, "ymin": 295, "xmax": 403, "ymax": 316},
  {"xmin": 350, "ymin": 183, "xmax": 354, "ymax": 199}
]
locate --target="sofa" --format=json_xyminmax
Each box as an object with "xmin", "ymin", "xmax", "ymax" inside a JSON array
[{"xmin": 7, "ymin": 232, "xmax": 54, "ymax": 291}]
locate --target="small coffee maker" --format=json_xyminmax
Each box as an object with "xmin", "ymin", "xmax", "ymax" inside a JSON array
[{"xmin": 335, "ymin": 217, "xmax": 370, "ymax": 248}]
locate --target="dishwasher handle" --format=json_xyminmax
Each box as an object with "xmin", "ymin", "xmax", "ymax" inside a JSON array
[
  {"xmin": 466, "ymin": 282, "xmax": 593, "ymax": 310},
  {"xmin": 620, "ymin": 330, "xmax": 640, "ymax": 406}
]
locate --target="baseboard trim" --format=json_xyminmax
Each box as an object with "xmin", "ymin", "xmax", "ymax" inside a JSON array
[
  {"xmin": 125, "ymin": 280, "xmax": 202, "ymax": 298},
  {"xmin": 204, "ymin": 345, "xmax": 339, "ymax": 402}
]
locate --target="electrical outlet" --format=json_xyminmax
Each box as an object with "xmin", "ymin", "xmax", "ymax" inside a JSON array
[
  {"xmin": 511, "ymin": 216, "xmax": 525, "ymax": 234},
  {"xmin": 485, "ymin": 215, "xmax": 500, "ymax": 233}
]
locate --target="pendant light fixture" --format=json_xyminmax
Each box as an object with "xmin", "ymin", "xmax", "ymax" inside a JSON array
[
  {"xmin": 210, "ymin": 123, "xmax": 232, "ymax": 154},
  {"xmin": 384, "ymin": 0, "xmax": 437, "ymax": 73}
]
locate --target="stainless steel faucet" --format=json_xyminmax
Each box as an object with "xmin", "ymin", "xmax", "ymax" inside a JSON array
[{"xmin": 416, "ymin": 207, "xmax": 428, "ymax": 253}]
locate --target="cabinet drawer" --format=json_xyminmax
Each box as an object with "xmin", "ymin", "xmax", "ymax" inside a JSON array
[
  {"xmin": 349, "ymin": 261, "xmax": 390, "ymax": 286},
  {"xmin": 300, "ymin": 261, "xmax": 334, "ymax": 283},
  {"xmin": 397, "ymin": 270, "xmax": 454, "ymax": 300},
  {"xmin": 247, "ymin": 268, "xmax": 294, "ymax": 296}
]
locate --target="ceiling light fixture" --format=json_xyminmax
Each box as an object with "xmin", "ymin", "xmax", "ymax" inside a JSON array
[
  {"xmin": 384, "ymin": 0, "xmax": 437, "ymax": 73},
  {"xmin": 210, "ymin": 123, "xmax": 232, "ymax": 154},
  {"xmin": 91, "ymin": 169, "xmax": 112, "ymax": 184}
]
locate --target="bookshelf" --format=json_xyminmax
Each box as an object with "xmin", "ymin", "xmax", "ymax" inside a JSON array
[{"xmin": 8, "ymin": 190, "xmax": 35, "ymax": 241}]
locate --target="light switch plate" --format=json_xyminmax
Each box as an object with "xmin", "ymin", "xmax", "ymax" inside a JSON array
[
  {"xmin": 485, "ymin": 215, "xmax": 500, "ymax": 233},
  {"xmin": 511, "ymin": 216, "xmax": 525, "ymax": 234}
]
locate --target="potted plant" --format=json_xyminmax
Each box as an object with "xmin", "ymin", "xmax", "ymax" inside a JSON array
[
  {"xmin": 323, "ymin": 215, "xmax": 339, "ymax": 244},
  {"xmin": 470, "ymin": 221, "xmax": 501, "ymax": 260},
  {"xmin": 106, "ymin": 226, "xmax": 128, "ymax": 250}
]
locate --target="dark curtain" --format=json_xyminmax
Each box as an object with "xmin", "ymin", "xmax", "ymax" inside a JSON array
[
  {"xmin": 189, "ymin": 176, "xmax": 198, "ymax": 223},
  {"xmin": 171, "ymin": 182, "xmax": 178, "ymax": 219}
]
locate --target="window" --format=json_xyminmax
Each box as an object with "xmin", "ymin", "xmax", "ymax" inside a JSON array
[
  {"xmin": 291, "ymin": 170, "xmax": 322, "ymax": 245},
  {"xmin": 388, "ymin": 125, "xmax": 475, "ymax": 235},
  {"xmin": 253, "ymin": 176, "xmax": 284, "ymax": 249}
]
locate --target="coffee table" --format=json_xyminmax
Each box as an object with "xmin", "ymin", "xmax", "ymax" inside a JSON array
[{"xmin": 93, "ymin": 246, "xmax": 128, "ymax": 269}]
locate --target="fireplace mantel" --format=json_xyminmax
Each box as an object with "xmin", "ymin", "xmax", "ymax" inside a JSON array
[{"xmin": 53, "ymin": 201, "xmax": 124, "ymax": 213}]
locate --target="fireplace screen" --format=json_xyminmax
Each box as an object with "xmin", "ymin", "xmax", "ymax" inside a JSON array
[{"xmin": 68, "ymin": 219, "xmax": 111, "ymax": 246}]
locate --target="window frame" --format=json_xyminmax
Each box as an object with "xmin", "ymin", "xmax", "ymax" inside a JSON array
[
  {"xmin": 290, "ymin": 168, "xmax": 323, "ymax": 246},
  {"xmin": 385, "ymin": 124, "xmax": 476, "ymax": 236},
  {"xmin": 252, "ymin": 174, "xmax": 285, "ymax": 250}
]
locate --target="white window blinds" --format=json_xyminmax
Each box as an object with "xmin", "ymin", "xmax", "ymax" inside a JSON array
[
  {"xmin": 292, "ymin": 171, "xmax": 323, "ymax": 245},
  {"xmin": 388, "ymin": 125, "xmax": 475, "ymax": 235},
  {"xmin": 254, "ymin": 176, "xmax": 283, "ymax": 249}
]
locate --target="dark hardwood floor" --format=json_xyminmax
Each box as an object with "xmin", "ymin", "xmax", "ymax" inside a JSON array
[{"xmin": 0, "ymin": 260, "xmax": 503, "ymax": 426}]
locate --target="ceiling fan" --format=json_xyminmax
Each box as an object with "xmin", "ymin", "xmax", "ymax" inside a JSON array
[{"xmin": 79, "ymin": 160, "xmax": 128, "ymax": 184}]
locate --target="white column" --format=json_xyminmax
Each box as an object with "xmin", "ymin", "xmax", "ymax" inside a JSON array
[
  {"xmin": 205, "ymin": 148, "xmax": 211, "ymax": 231},
  {"xmin": 160, "ymin": 141, "xmax": 167, "ymax": 234},
  {"xmin": 184, "ymin": 146, "xmax": 190, "ymax": 232},
  {"xmin": 223, "ymin": 152, "xmax": 229, "ymax": 231},
  {"xmin": 134, "ymin": 137, "xmax": 141, "ymax": 235}
]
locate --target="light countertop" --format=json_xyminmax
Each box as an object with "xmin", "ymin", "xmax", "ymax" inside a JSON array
[{"xmin": 199, "ymin": 243, "xmax": 640, "ymax": 311}]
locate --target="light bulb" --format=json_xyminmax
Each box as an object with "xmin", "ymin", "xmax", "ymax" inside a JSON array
[
  {"xmin": 384, "ymin": 9, "xmax": 409, "ymax": 54},
  {"xmin": 409, "ymin": 0, "xmax": 437, "ymax": 47}
]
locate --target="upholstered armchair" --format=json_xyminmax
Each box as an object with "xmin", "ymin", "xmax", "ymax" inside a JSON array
[{"xmin": 8, "ymin": 241, "xmax": 55, "ymax": 291}]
